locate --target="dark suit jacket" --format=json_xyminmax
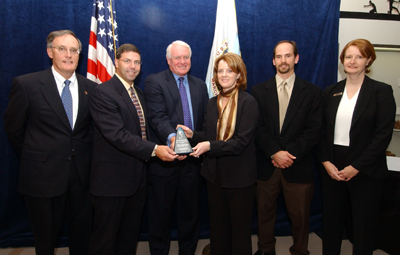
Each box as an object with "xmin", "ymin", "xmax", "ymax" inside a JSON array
[
  {"xmin": 251, "ymin": 76, "xmax": 322, "ymax": 183},
  {"xmin": 144, "ymin": 69, "xmax": 209, "ymax": 177},
  {"xmin": 192, "ymin": 90, "xmax": 259, "ymax": 188},
  {"xmin": 89, "ymin": 75, "xmax": 156, "ymax": 197},
  {"xmin": 318, "ymin": 76, "xmax": 396, "ymax": 179},
  {"xmin": 4, "ymin": 68, "xmax": 96, "ymax": 197}
]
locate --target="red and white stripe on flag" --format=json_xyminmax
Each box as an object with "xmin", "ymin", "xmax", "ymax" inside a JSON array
[{"xmin": 87, "ymin": 0, "xmax": 119, "ymax": 84}]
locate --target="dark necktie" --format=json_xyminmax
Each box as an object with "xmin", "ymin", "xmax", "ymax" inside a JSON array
[
  {"xmin": 129, "ymin": 86, "xmax": 147, "ymax": 140},
  {"xmin": 178, "ymin": 77, "xmax": 192, "ymax": 130},
  {"xmin": 61, "ymin": 80, "xmax": 73, "ymax": 128}
]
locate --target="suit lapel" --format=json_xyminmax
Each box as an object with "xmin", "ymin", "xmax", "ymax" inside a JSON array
[
  {"xmin": 165, "ymin": 71, "xmax": 185, "ymax": 125},
  {"xmin": 39, "ymin": 68, "xmax": 71, "ymax": 130},
  {"xmin": 135, "ymin": 86, "xmax": 152, "ymax": 135},
  {"xmin": 351, "ymin": 76, "xmax": 373, "ymax": 128},
  {"xmin": 264, "ymin": 78, "xmax": 280, "ymax": 134},
  {"xmin": 113, "ymin": 76, "xmax": 141, "ymax": 130},
  {"xmin": 188, "ymin": 75, "xmax": 199, "ymax": 128},
  {"xmin": 208, "ymin": 98, "xmax": 219, "ymax": 139},
  {"xmin": 281, "ymin": 77, "xmax": 305, "ymax": 133},
  {"xmin": 74, "ymin": 75, "xmax": 89, "ymax": 131},
  {"xmin": 327, "ymin": 80, "xmax": 346, "ymax": 128}
]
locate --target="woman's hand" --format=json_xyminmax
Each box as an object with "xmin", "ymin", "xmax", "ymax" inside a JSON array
[
  {"xmin": 190, "ymin": 141, "xmax": 210, "ymax": 158},
  {"xmin": 338, "ymin": 165, "xmax": 359, "ymax": 181},
  {"xmin": 176, "ymin": 124, "xmax": 193, "ymax": 138},
  {"xmin": 322, "ymin": 161, "xmax": 344, "ymax": 181}
]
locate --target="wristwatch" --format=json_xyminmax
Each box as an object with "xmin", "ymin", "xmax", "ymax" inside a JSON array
[{"xmin": 151, "ymin": 145, "xmax": 158, "ymax": 157}]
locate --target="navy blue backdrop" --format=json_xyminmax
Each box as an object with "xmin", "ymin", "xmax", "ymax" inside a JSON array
[{"xmin": 0, "ymin": 0, "xmax": 340, "ymax": 247}]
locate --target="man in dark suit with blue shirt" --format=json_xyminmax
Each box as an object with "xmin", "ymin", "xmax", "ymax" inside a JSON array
[
  {"xmin": 144, "ymin": 40, "xmax": 209, "ymax": 255},
  {"xmin": 251, "ymin": 40, "xmax": 322, "ymax": 255},
  {"xmin": 4, "ymin": 30, "xmax": 96, "ymax": 255}
]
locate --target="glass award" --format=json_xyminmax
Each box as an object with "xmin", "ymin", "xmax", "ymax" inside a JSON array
[{"xmin": 174, "ymin": 127, "xmax": 193, "ymax": 155}]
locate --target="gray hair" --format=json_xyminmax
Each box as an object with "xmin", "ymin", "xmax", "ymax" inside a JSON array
[
  {"xmin": 166, "ymin": 40, "xmax": 192, "ymax": 59},
  {"xmin": 46, "ymin": 30, "xmax": 82, "ymax": 52}
]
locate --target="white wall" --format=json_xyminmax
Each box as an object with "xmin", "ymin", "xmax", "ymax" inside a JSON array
[
  {"xmin": 339, "ymin": 0, "xmax": 400, "ymax": 156},
  {"xmin": 338, "ymin": 0, "xmax": 400, "ymax": 80}
]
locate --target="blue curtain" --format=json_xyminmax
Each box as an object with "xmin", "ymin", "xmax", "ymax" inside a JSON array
[{"xmin": 0, "ymin": 0, "xmax": 340, "ymax": 247}]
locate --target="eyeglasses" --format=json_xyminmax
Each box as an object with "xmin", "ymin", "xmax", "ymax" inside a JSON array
[
  {"xmin": 120, "ymin": 59, "xmax": 142, "ymax": 66},
  {"xmin": 52, "ymin": 46, "xmax": 80, "ymax": 55}
]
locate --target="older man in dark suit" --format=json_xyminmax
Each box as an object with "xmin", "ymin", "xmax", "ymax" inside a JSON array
[
  {"xmin": 144, "ymin": 40, "xmax": 209, "ymax": 255},
  {"xmin": 4, "ymin": 30, "xmax": 96, "ymax": 255},
  {"xmin": 88, "ymin": 44, "xmax": 178, "ymax": 255},
  {"xmin": 251, "ymin": 40, "xmax": 322, "ymax": 255}
]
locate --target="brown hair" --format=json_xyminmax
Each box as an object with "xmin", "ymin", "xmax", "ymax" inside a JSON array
[
  {"xmin": 116, "ymin": 44, "xmax": 140, "ymax": 59},
  {"xmin": 340, "ymin": 39, "xmax": 376, "ymax": 74},
  {"xmin": 273, "ymin": 40, "xmax": 298, "ymax": 58},
  {"xmin": 213, "ymin": 53, "xmax": 247, "ymax": 92}
]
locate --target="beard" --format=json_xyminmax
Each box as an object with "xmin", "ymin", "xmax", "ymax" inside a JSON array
[{"xmin": 277, "ymin": 63, "xmax": 291, "ymax": 74}]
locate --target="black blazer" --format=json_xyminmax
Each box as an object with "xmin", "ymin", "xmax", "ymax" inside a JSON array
[
  {"xmin": 251, "ymin": 76, "xmax": 322, "ymax": 183},
  {"xmin": 89, "ymin": 75, "xmax": 156, "ymax": 196},
  {"xmin": 4, "ymin": 68, "xmax": 96, "ymax": 197},
  {"xmin": 319, "ymin": 76, "xmax": 396, "ymax": 179},
  {"xmin": 191, "ymin": 90, "xmax": 259, "ymax": 188},
  {"xmin": 144, "ymin": 69, "xmax": 209, "ymax": 177}
]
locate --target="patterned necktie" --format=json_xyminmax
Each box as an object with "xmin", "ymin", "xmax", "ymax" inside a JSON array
[
  {"xmin": 129, "ymin": 86, "xmax": 147, "ymax": 140},
  {"xmin": 278, "ymin": 81, "xmax": 289, "ymax": 132},
  {"xmin": 61, "ymin": 80, "xmax": 73, "ymax": 128},
  {"xmin": 178, "ymin": 77, "xmax": 192, "ymax": 130}
]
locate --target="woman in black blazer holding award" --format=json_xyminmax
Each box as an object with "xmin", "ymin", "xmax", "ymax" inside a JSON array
[
  {"xmin": 319, "ymin": 39, "xmax": 396, "ymax": 255},
  {"xmin": 179, "ymin": 53, "xmax": 258, "ymax": 255}
]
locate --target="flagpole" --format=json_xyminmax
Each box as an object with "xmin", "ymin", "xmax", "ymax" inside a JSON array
[{"xmin": 109, "ymin": 0, "xmax": 117, "ymax": 60}]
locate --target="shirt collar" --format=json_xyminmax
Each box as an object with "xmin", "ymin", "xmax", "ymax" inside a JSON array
[
  {"xmin": 275, "ymin": 73, "xmax": 295, "ymax": 89},
  {"xmin": 52, "ymin": 66, "xmax": 77, "ymax": 86},
  {"xmin": 115, "ymin": 73, "xmax": 134, "ymax": 92},
  {"xmin": 172, "ymin": 73, "xmax": 188, "ymax": 84}
]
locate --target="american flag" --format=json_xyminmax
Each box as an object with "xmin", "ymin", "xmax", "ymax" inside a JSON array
[{"xmin": 87, "ymin": 0, "xmax": 119, "ymax": 83}]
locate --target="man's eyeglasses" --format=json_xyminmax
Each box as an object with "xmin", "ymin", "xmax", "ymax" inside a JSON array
[{"xmin": 52, "ymin": 46, "xmax": 80, "ymax": 55}]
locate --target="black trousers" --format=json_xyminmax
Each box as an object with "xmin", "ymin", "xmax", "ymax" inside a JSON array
[
  {"xmin": 24, "ymin": 159, "xmax": 92, "ymax": 255},
  {"xmin": 207, "ymin": 181, "xmax": 255, "ymax": 255},
  {"xmin": 207, "ymin": 159, "xmax": 255, "ymax": 255},
  {"xmin": 147, "ymin": 163, "xmax": 200, "ymax": 255},
  {"xmin": 89, "ymin": 172, "xmax": 147, "ymax": 255},
  {"xmin": 321, "ymin": 145, "xmax": 385, "ymax": 255}
]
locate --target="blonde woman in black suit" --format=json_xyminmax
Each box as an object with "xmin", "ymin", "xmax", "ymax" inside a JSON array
[
  {"xmin": 319, "ymin": 39, "xmax": 396, "ymax": 255},
  {"xmin": 179, "ymin": 53, "xmax": 259, "ymax": 255}
]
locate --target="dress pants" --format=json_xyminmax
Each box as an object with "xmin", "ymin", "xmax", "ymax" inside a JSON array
[
  {"xmin": 207, "ymin": 179, "xmax": 255, "ymax": 255},
  {"xmin": 256, "ymin": 168, "xmax": 314, "ymax": 255},
  {"xmin": 24, "ymin": 159, "xmax": 92, "ymax": 255},
  {"xmin": 321, "ymin": 145, "xmax": 384, "ymax": 255},
  {"xmin": 148, "ymin": 162, "xmax": 200, "ymax": 255},
  {"xmin": 89, "ymin": 172, "xmax": 147, "ymax": 255}
]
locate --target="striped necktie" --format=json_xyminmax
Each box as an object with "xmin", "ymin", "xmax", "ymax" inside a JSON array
[{"xmin": 129, "ymin": 86, "xmax": 147, "ymax": 140}]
